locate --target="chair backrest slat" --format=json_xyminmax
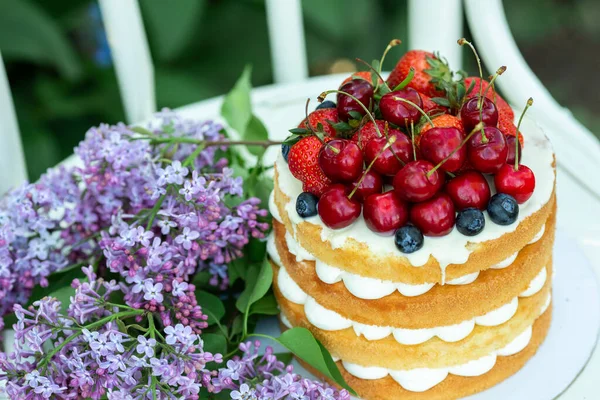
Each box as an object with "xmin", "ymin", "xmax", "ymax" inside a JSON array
[
  {"xmin": 408, "ymin": 0, "xmax": 463, "ymax": 70},
  {"xmin": 98, "ymin": 0, "xmax": 156, "ymax": 123},
  {"xmin": 265, "ymin": 0, "xmax": 308, "ymax": 83},
  {"xmin": 0, "ymin": 52, "xmax": 27, "ymax": 195}
]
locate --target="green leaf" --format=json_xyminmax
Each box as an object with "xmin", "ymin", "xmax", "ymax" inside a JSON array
[
  {"xmin": 0, "ymin": 0, "xmax": 81, "ymax": 79},
  {"xmin": 331, "ymin": 121, "xmax": 354, "ymax": 133},
  {"xmin": 196, "ymin": 290, "xmax": 225, "ymax": 326},
  {"xmin": 140, "ymin": 0, "xmax": 205, "ymax": 62},
  {"xmin": 288, "ymin": 128, "xmax": 309, "ymax": 135},
  {"xmin": 244, "ymin": 115, "xmax": 269, "ymax": 156},
  {"xmin": 278, "ymin": 327, "xmax": 355, "ymax": 394},
  {"xmin": 221, "ymin": 65, "xmax": 253, "ymax": 135},
  {"xmin": 348, "ymin": 111, "xmax": 363, "ymax": 120},
  {"xmin": 202, "ymin": 333, "xmax": 227, "ymax": 356},
  {"xmin": 393, "ymin": 68, "xmax": 415, "ymax": 91},
  {"xmin": 249, "ymin": 293, "xmax": 279, "ymax": 316},
  {"xmin": 235, "ymin": 257, "xmax": 273, "ymax": 313},
  {"xmin": 431, "ymin": 97, "xmax": 452, "ymax": 107}
]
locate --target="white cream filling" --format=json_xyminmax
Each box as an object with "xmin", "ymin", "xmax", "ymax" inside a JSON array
[
  {"xmin": 519, "ymin": 267, "xmax": 547, "ymax": 297},
  {"xmin": 270, "ymin": 241, "xmax": 548, "ymax": 345},
  {"xmin": 528, "ymin": 224, "xmax": 546, "ymax": 245},
  {"xmin": 275, "ymin": 116, "xmax": 554, "ymax": 274},
  {"xmin": 336, "ymin": 308, "xmax": 545, "ymax": 393},
  {"xmin": 489, "ymin": 252, "xmax": 518, "ymax": 269}
]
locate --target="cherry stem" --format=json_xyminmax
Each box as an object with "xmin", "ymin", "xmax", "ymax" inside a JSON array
[
  {"xmin": 476, "ymin": 66, "xmax": 505, "ymax": 143},
  {"xmin": 392, "ymin": 97, "xmax": 435, "ymax": 128},
  {"xmin": 355, "ymin": 58, "xmax": 389, "ymax": 91},
  {"xmin": 458, "ymin": 38, "xmax": 484, "ymax": 109},
  {"xmin": 514, "ymin": 97, "xmax": 534, "ymax": 170},
  {"xmin": 410, "ymin": 121, "xmax": 417, "ymax": 161},
  {"xmin": 378, "ymin": 39, "xmax": 402, "ymax": 78},
  {"xmin": 426, "ymin": 122, "xmax": 484, "ymax": 178},
  {"xmin": 481, "ymin": 66, "xmax": 506, "ymax": 100},
  {"xmin": 348, "ymin": 135, "xmax": 397, "ymax": 199},
  {"xmin": 318, "ymin": 90, "xmax": 381, "ymax": 137},
  {"xmin": 392, "ymin": 67, "xmax": 415, "ymax": 91},
  {"xmin": 304, "ymin": 98, "xmax": 339, "ymax": 153}
]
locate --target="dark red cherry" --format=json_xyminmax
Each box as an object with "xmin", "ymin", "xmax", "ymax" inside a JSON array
[
  {"xmin": 505, "ymin": 135, "xmax": 522, "ymax": 165},
  {"xmin": 379, "ymin": 88, "xmax": 423, "ymax": 126},
  {"xmin": 393, "ymin": 160, "xmax": 443, "ymax": 202},
  {"xmin": 494, "ymin": 164, "xmax": 536, "ymax": 204},
  {"xmin": 410, "ymin": 193, "xmax": 456, "ymax": 237},
  {"xmin": 445, "ymin": 171, "xmax": 491, "ymax": 210},
  {"xmin": 419, "ymin": 127, "xmax": 466, "ymax": 173},
  {"xmin": 363, "ymin": 192, "xmax": 409, "ymax": 235},
  {"xmin": 350, "ymin": 170, "xmax": 383, "ymax": 203},
  {"xmin": 318, "ymin": 139, "xmax": 364, "ymax": 183},
  {"xmin": 467, "ymin": 127, "xmax": 508, "ymax": 174},
  {"xmin": 363, "ymin": 132, "xmax": 413, "ymax": 176},
  {"xmin": 317, "ymin": 184, "xmax": 362, "ymax": 229},
  {"xmin": 337, "ymin": 79, "xmax": 374, "ymax": 122},
  {"xmin": 460, "ymin": 96, "xmax": 499, "ymax": 132}
]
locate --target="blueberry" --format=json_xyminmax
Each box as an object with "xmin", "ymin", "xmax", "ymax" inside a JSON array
[
  {"xmin": 456, "ymin": 208, "xmax": 485, "ymax": 236},
  {"xmin": 282, "ymin": 143, "xmax": 291, "ymax": 162},
  {"xmin": 487, "ymin": 193, "xmax": 519, "ymax": 225},
  {"xmin": 394, "ymin": 225, "xmax": 424, "ymax": 254},
  {"xmin": 316, "ymin": 100, "xmax": 336, "ymax": 110},
  {"xmin": 296, "ymin": 192, "xmax": 319, "ymax": 218}
]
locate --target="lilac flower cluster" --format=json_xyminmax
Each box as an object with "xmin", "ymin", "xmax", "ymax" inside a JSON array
[
  {"xmin": 0, "ymin": 267, "xmax": 220, "ymax": 399},
  {"xmin": 210, "ymin": 341, "xmax": 351, "ymax": 400}
]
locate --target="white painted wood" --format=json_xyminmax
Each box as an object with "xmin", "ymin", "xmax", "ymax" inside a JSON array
[
  {"xmin": 464, "ymin": 0, "xmax": 600, "ymax": 199},
  {"xmin": 265, "ymin": 0, "xmax": 308, "ymax": 83},
  {"xmin": 98, "ymin": 0, "xmax": 156, "ymax": 123},
  {"xmin": 408, "ymin": 0, "xmax": 463, "ymax": 70},
  {"xmin": 0, "ymin": 52, "xmax": 27, "ymax": 195}
]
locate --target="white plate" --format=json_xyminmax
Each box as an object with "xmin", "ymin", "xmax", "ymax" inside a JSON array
[{"xmin": 255, "ymin": 230, "xmax": 600, "ymax": 399}]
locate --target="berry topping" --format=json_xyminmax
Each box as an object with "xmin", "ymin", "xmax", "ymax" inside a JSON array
[
  {"xmin": 460, "ymin": 96, "xmax": 499, "ymax": 132},
  {"xmin": 296, "ymin": 192, "xmax": 319, "ymax": 218},
  {"xmin": 281, "ymin": 143, "xmax": 291, "ymax": 162},
  {"xmin": 379, "ymin": 88, "xmax": 423, "ymax": 126},
  {"xmin": 364, "ymin": 132, "xmax": 413, "ymax": 176},
  {"xmin": 487, "ymin": 193, "xmax": 519, "ymax": 225},
  {"xmin": 317, "ymin": 184, "xmax": 362, "ymax": 229},
  {"xmin": 445, "ymin": 171, "xmax": 491, "ymax": 210},
  {"xmin": 288, "ymin": 136, "xmax": 332, "ymax": 196},
  {"xmin": 419, "ymin": 114, "xmax": 463, "ymax": 137},
  {"xmin": 419, "ymin": 127, "xmax": 466, "ymax": 173},
  {"xmin": 495, "ymin": 164, "xmax": 536, "ymax": 204},
  {"xmin": 298, "ymin": 108, "xmax": 339, "ymax": 137},
  {"xmin": 337, "ymin": 79, "xmax": 374, "ymax": 122},
  {"xmin": 363, "ymin": 192, "xmax": 409, "ymax": 235},
  {"xmin": 467, "ymin": 126, "xmax": 508, "ymax": 174},
  {"xmin": 316, "ymin": 100, "xmax": 336, "ymax": 110},
  {"xmin": 456, "ymin": 208, "xmax": 485, "ymax": 236},
  {"xmin": 353, "ymin": 120, "xmax": 390, "ymax": 149},
  {"xmin": 410, "ymin": 193, "xmax": 456, "ymax": 237},
  {"xmin": 318, "ymin": 139, "xmax": 364, "ymax": 183},
  {"xmin": 393, "ymin": 160, "xmax": 443, "ymax": 202},
  {"xmin": 386, "ymin": 50, "xmax": 443, "ymax": 97},
  {"xmin": 350, "ymin": 170, "xmax": 383, "ymax": 203},
  {"xmin": 394, "ymin": 225, "xmax": 424, "ymax": 254}
]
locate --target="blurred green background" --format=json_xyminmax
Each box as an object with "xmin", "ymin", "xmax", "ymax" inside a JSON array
[{"xmin": 1, "ymin": 0, "xmax": 599, "ymax": 181}]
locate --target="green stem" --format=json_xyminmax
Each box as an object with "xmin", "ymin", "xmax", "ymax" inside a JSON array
[
  {"xmin": 378, "ymin": 39, "xmax": 402, "ymax": 78},
  {"xmin": 148, "ymin": 314, "xmax": 158, "ymax": 400},
  {"xmin": 39, "ymin": 310, "xmax": 145, "ymax": 369},
  {"xmin": 514, "ymin": 98, "xmax": 534, "ymax": 170},
  {"xmin": 146, "ymin": 193, "xmax": 166, "ymax": 231},
  {"xmin": 458, "ymin": 38, "xmax": 484, "ymax": 108},
  {"xmin": 354, "ymin": 58, "xmax": 389, "ymax": 92},
  {"xmin": 393, "ymin": 67, "xmax": 415, "ymax": 91}
]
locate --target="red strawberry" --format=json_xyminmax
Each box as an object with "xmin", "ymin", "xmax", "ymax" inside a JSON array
[
  {"xmin": 418, "ymin": 114, "xmax": 463, "ymax": 146},
  {"xmin": 464, "ymin": 76, "xmax": 514, "ymax": 121},
  {"xmin": 351, "ymin": 120, "xmax": 399, "ymax": 149},
  {"xmin": 340, "ymin": 71, "xmax": 383, "ymax": 87},
  {"xmin": 298, "ymin": 109, "xmax": 339, "ymax": 137},
  {"xmin": 387, "ymin": 50, "xmax": 443, "ymax": 97},
  {"xmin": 288, "ymin": 136, "xmax": 332, "ymax": 196}
]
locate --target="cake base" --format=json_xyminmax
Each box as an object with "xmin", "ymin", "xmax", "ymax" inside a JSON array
[{"xmin": 290, "ymin": 306, "xmax": 552, "ymax": 400}]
